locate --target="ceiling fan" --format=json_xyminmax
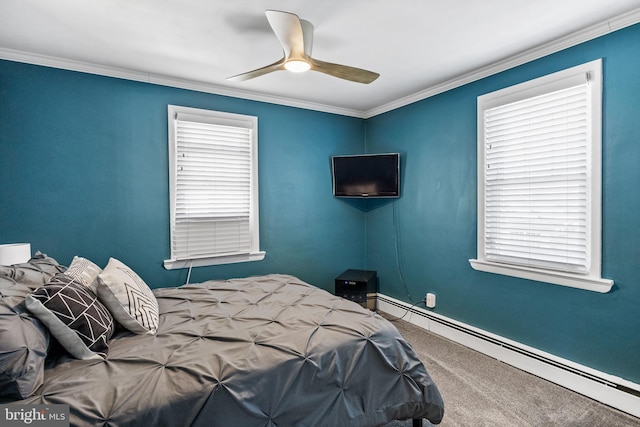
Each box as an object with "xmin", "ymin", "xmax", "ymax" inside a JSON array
[{"xmin": 227, "ymin": 10, "xmax": 379, "ymax": 84}]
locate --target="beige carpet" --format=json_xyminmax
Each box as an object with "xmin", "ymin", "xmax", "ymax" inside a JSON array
[{"xmin": 382, "ymin": 314, "xmax": 640, "ymax": 427}]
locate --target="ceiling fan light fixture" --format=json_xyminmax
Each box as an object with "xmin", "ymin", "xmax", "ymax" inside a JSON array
[
  {"xmin": 227, "ymin": 10, "xmax": 379, "ymax": 84},
  {"xmin": 284, "ymin": 59, "xmax": 310, "ymax": 73}
]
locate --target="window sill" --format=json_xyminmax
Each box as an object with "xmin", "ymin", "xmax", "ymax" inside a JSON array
[
  {"xmin": 469, "ymin": 259, "xmax": 613, "ymax": 293},
  {"xmin": 164, "ymin": 251, "xmax": 266, "ymax": 270}
]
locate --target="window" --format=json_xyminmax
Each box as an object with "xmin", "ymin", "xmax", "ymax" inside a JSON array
[
  {"xmin": 470, "ymin": 60, "xmax": 612, "ymax": 292},
  {"xmin": 164, "ymin": 105, "xmax": 264, "ymax": 269}
]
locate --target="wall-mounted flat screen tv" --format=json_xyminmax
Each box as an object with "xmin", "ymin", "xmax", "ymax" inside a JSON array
[{"xmin": 332, "ymin": 153, "xmax": 400, "ymax": 198}]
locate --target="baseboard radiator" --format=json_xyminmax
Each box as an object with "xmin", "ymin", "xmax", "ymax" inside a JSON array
[{"xmin": 377, "ymin": 294, "xmax": 640, "ymax": 419}]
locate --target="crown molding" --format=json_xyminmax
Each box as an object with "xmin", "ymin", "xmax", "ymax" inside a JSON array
[
  {"xmin": 0, "ymin": 48, "xmax": 366, "ymax": 119},
  {"xmin": 363, "ymin": 7, "xmax": 640, "ymax": 118},
  {"xmin": 1, "ymin": 7, "xmax": 639, "ymax": 120}
]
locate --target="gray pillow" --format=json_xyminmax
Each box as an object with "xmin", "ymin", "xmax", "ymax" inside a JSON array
[
  {"xmin": 0, "ymin": 275, "xmax": 50, "ymax": 399},
  {"xmin": 26, "ymin": 274, "xmax": 114, "ymax": 360},
  {"xmin": 0, "ymin": 252, "xmax": 65, "ymax": 291},
  {"xmin": 96, "ymin": 258, "xmax": 159, "ymax": 335}
]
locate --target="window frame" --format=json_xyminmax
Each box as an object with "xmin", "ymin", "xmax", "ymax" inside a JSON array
[
  {"xmin": 469, "ymin": 59, "xmax": 613, "ymax": 293},
  {"xmin": 164, "ymin": 105, "xmax": 265, "ymax": 270}
]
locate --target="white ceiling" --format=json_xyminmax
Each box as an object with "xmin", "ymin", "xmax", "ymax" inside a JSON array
[{"xmin": 2, "ymin": 0, "xmax": 640, "ymax": 117}]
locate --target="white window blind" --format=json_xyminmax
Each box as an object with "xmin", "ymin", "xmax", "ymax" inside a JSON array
[
  {"xmin": 165, "ymin": 106, "xmax": 264, "ymax": 269},
  {"xmin": 470, "ymin": 59, "xmax": 613, "ymax": 292},
  {"xmin": 174, "ymin": 116, "xmax": 251, "ymax": 259},
  {"xmin": 484, "ymin": 83, "xmax": 590, "ymax": 273}
]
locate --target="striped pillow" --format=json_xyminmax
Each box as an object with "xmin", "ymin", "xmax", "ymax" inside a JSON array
[{"xmin": 64, "ymin": 256, "xmax": 101, "ymax": 294}]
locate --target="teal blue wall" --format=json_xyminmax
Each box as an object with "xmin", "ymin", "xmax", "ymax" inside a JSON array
[
  {"xmin": 1, "ymin": 22, "xmax": 639, "ymax": 384},
  {"xmin": 0, "ymin": 60, "xmax": 366, "ymax": 291},
  {"xmin": 365, "ymin": 23, "xmax": 640, "ymax": 382}
]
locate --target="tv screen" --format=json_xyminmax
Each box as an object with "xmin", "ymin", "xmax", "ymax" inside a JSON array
[{"xmin": 332, "ymin": 153, "xmax": 400, "ymax": 198}]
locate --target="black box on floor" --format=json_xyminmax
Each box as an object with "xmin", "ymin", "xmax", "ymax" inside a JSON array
[{"xmin": 335, "ymin": 269, "xmax": 377, "ymax": 310}]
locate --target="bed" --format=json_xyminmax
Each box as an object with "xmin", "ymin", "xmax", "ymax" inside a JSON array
[{"xmin": 0, "ymin": 255, "xmax": 444, "ymax": 426}]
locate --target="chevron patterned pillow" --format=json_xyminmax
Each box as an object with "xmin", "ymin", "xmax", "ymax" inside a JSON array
[
  {"xmin": 25, "ymin": 274, "xmax": 114, "ymax": 360},
  {"xmin": 96, "ymin": 258, "xmax": 159, "ymax": 334}
]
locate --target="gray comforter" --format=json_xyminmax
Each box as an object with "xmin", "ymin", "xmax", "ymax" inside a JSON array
[{"xmin": 21, "ymin": 274, "xmax": 444, "ymax": 426}]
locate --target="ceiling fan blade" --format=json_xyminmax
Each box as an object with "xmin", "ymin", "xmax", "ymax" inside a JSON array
[
  {"xmin": 309, "ymin": 58, "xmax": 380, "ymax": 84},
  {"xmin": 265, "ymin": 10, "xmax": 307, "ymax": 60},
  {"xmin": 299, "ymin": 19, "xmax": 314, "ymax": 57},
  {"xmin": 227, "ymin": 58, "xmax": 286, "ymax": 82}
]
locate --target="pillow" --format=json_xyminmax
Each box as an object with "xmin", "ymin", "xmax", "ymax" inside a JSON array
[
  {"xmin": 0, "ymin": 252, "xmax": 65, "ymax": 292},
  {"xmin": 64, "ymin": 256, "xmax": 101, "ymax": 294},
  {"xmin": 25, "ymin": 274, "xmax": 114, "ymax": 360},
  {"xmin": 97, "ymin": 258, "xmax": 159, "ymax": 334},
  {"xmin": 0, "ymin": 275, "xmax": 50, "ymax": 399}
]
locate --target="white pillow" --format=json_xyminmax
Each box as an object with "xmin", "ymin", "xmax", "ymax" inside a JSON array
[
  {"xmin": 97, "ymin": 258, "xmax": 159, "ymax": 335},
  {"xmin": 64, "ymin": 256, "xmax": 101, "ymax": 294}
]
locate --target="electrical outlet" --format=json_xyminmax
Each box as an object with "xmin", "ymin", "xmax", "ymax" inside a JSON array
[{"xmin": 426, "ymin": 293, "xmax": 436, "ymax": 308}]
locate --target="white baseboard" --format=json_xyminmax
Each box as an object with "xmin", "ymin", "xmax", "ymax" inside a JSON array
[{"xmin": 377, "ymin": 294, "xmax": 640, "ymax": 419}]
